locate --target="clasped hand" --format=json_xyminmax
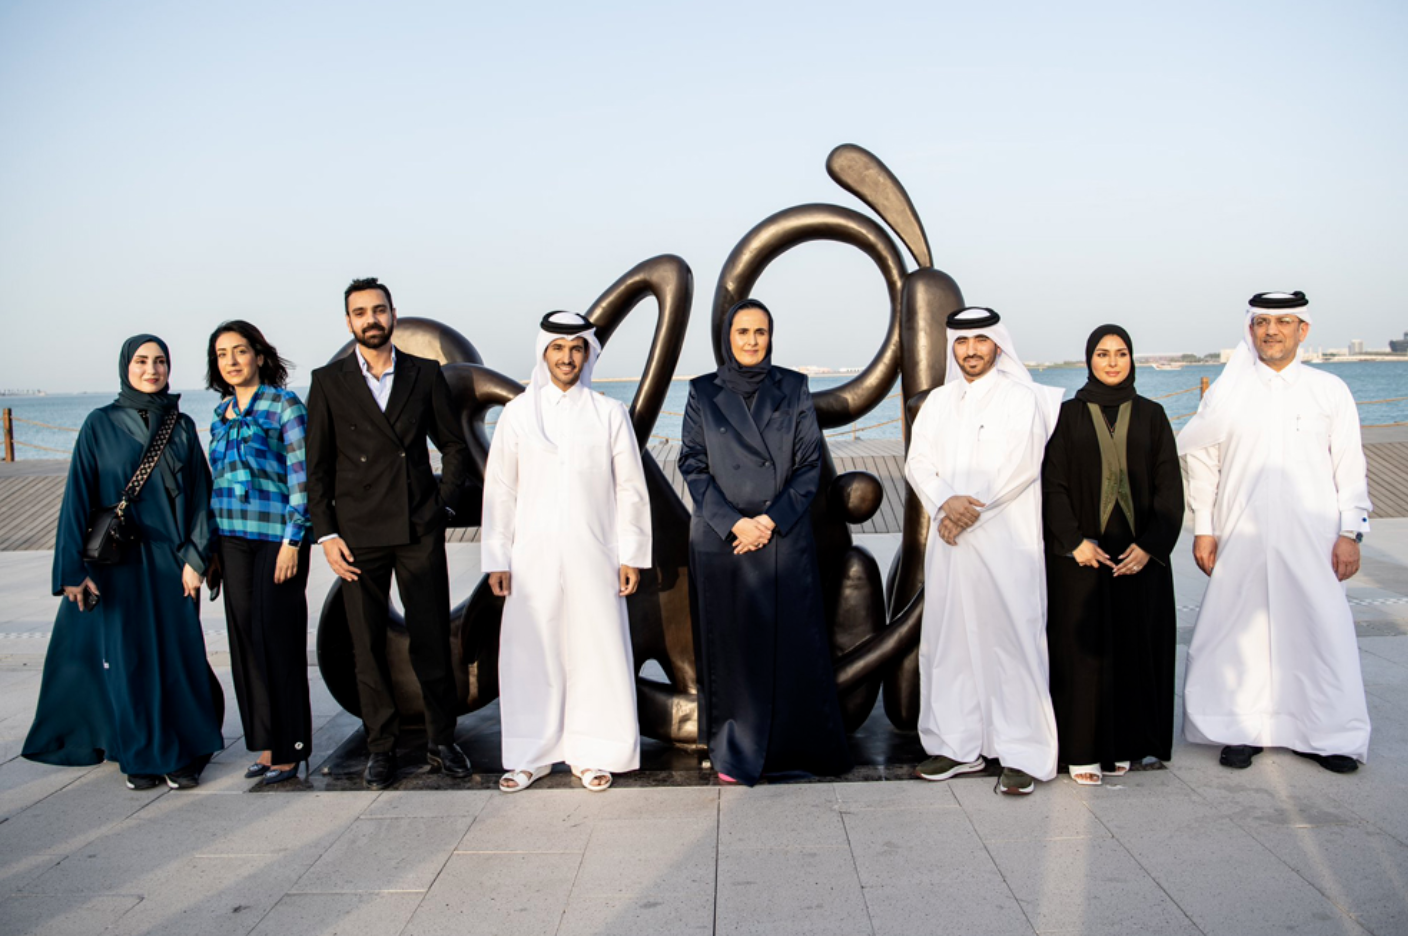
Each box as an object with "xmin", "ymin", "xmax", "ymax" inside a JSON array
[
  {"xmin": 937, "ymin": 495, "xmax": 985, "ymax": 546},
  {"xmin": 1073, "ymin": 539, "xmax": 1150, "ymax": 576},
  {"xmin": 731, "ymin": 515, "xmax": 775, "ymax": 555}
]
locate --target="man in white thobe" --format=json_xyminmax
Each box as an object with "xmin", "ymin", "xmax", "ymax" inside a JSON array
[
  {"xmin": 482, "ymin": 311, "xmax": 652, "ymax": 792},
  {"xmin": 905, "ymin": 307, "xmax": 1064, "ymax": 795},
  {"xmin": 1179, "ymin": 291, "xmax": 1371, "ymax": 773}
]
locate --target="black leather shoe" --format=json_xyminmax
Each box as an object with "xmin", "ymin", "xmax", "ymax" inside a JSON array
[
  {"xmin": 1219, "ymin": 745, "xmax": 1264, "ymax": 769},
  {"xmin": 427, "ymin": 743, "xmax": 472, "ymax": 779},
  {"xmin": 1294, "ymin": 751, "xmax": 1359, "ymax": 774},
  {"xmin": 364, "ymin": 751, "xmax": 398, "ymax": 790},
  {"xmin": 126, "ymin": 774, "xmax": 161, "ymax": 791}
]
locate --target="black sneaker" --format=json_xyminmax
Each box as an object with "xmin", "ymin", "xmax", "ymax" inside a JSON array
[
  {"xmin": 1294, "ymin": 751, "xmax": 1359, "ymax": 774},
  {"xmin": 125, "ymin": 774, "xmax": 161, "ymax": 791},
  {"xmin": 1219, "ymin": 745, "xmax": 1263, "ymax": 769},
  {"xmin": 165, "ymin": 764, "xmax": 202, "ymax": 789}
]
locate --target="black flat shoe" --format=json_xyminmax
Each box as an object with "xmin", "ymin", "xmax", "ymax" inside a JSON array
[
  {"xmin": 126, "ymin": 774, "xmax": 161, "ymax": 791},
  {"xmin": 244, "ymin": 762, "xmax": 271, "ymax": 779},
  {"xmin": 364, "ymin": 751, "xmax": 398, "ymax": 790},
  {"xmin": 427, "ymin": 743, "xmax": 472, "ymax": 779},
  {"xmin": 263, "ymin": 761, "xmax": 307, "ymax": 785},
  {"xmin": 1294, "ymin": 751, "xmax": 1359, "ymax": 774},
  {"xmin": 1219, "ymin": 745, "xmax": 1264, "ymax": 769}
]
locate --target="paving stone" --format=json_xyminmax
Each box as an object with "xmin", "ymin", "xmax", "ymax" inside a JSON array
[
  {"xmin": 571, "ymin": 817, "xmax": 715, "ymax": 895},
  {"xmin": 835, "ymin": 777, "xmax": 959, "ymax": 810},
  {"xmin": 949, "ymin": 773, "xmax": 1112, "ymax": 842},
  {"xmin": 719, "ymin": 783, "xmax": 849, "ymax": 851},
  {"xmin": 1236, "ymin": 822, "xmax": 1408, "ymax": 936},
  {"xmin": 1111, "ymin": 814, "xmax": 1368, "ymax": 935},
  {"xmin": 558, "ymin": 890, "xmax": 715, "ymax": 936},
  {"xmin": 362, "ymin": 789, "xmax": 492, "ymax": 819},
  {"xmin": 292, "ymin": 815, "xmax": 473, "ymax": 894},
  {"xmin": 0, "ymin": 893, "xmax": 141, "ymax": 936},
  {"xmin": 456, "ymin": 789, "xmax": 597, "ymax": 853},
  {"xmin": 0, "ymin": 765, "xmax": 165, "ymax": 857},
  {"xmin": 841, "ymin": 804, "xmax": 989, "ymax": 889},
  {"xmin": 25, "ymin": 791, "xmax": 374, "ymax": 893},
  {"xmin": 98, "ymin": 854, "xmax": 313, "ymax": 936},
  {"xmin": 0, "ymin": 754, "xmax": 90, "ymax": 822},
  {"xmin": 861, "ymin": 882, "xmax": 1033, "ymax": 936},
  {"xmin": 404, "ymin": 851, "xmax": 578, "ymax": 936},
  {"xmin": 715, "ymin": 846, "xmax": 870, "ymax": 936},
  {"xmin": 986, "ymin": 835, "xmax": 1199, "ymax": 935},
  {"xmin": 0, "ymin": 854, "xmax": 61, "ymax": 900},
  {"xmin": 247, "ymin": 892, "xmax": 424, "ymax": 936}
]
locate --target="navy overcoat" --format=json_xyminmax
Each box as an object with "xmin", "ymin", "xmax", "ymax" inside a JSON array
[{"xmin": 681, "ymin": 367, "xmax": 851, "ymax": 785}]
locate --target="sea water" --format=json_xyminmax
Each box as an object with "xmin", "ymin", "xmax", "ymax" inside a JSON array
[{"xmin": 3, "ymin": 362, "xmax": 1404, "ymax": 459}]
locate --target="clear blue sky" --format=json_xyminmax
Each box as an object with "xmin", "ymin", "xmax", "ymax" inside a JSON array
[{"xmin": 3, "ymin": 1, "xmax": 1406, "ymax": 390}]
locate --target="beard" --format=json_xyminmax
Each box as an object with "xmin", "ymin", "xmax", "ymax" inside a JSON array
[{"xmin": 357, "ymin": 322, "xmax": 394, "ymax": 349}]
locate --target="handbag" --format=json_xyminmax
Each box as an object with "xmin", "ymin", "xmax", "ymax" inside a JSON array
[{"xmin": 82, "ymin": 410, "xmax": 180, "ymax": 565}]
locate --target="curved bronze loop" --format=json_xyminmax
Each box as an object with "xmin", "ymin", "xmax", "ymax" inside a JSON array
[
  {"xmin": 826, "ymin": 144, "xmax": 932, "ymax": 269},
  {"xmin": 441, "ymin": 363, "xmax": 523, "ymax": 481},
  {"xmin": 710, "ymin": 204, "xmax": 906, "ymax": 429},
  {"xmin": 585, "ymin": 254, "xmax": 694, "ymax": 449},
  {"xmin": 328, "ymin": 317, "xmax": 482, "ymax": 366}
]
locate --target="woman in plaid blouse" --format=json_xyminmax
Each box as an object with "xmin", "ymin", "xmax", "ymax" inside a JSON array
[{"xmin": 207, "ymin": 321, "xmax": 313, "ymax": 785}]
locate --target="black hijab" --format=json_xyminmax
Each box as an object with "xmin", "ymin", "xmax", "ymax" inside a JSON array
[
  {"xmin": 717, "ymin": 299, "xmax": 774, "ymax": 401},
  {"xmin": 1073, "ymin": 324, "xmax": 1137, "ymax": 406},
  {"xmin": 115, "ymin": 334, "xmax": 181, "ymax": 414}
]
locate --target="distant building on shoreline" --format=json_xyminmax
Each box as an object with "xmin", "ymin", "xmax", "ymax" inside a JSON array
[{"xmin": 1391, "ymin": 332, "xmax": 1408, "ymax": 354}]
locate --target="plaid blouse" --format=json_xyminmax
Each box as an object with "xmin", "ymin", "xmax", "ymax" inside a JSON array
[{"xmin": 209, "ymin": 386, "xmax": 311, "ymax": 544}]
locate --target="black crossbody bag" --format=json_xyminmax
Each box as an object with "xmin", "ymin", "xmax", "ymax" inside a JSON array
[{"xmin": 82, "ymin": 410, "xmax": 180, "ymax": 565}]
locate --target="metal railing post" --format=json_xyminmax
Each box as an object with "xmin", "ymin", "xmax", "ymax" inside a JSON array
[{"xmin": 2, "ymin": 408, "xmax": 13, "ymax": 462}]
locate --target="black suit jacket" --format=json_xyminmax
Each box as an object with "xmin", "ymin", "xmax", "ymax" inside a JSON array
[{"xmin": 305, "ymin": 347, "xmax": 470, "ymax": 549}]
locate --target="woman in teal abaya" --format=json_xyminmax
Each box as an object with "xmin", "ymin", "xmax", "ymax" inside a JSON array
[{"xmin": 23, "ymin": 335, "xmax": 225, "ymax": 790}]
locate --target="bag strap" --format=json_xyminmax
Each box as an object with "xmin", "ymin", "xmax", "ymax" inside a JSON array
[{"xmin": 115, "ymin": 410, "xmax": 180, "ymax": 516}]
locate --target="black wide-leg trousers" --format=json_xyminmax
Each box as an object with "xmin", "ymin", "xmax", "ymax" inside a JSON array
[
  {"xmin": 219, "ymin": 536, "xmax": 313, "ymax": 765},
  {"xmin": 339, "ymin": 532, "xmax": 460, "ymax": 753}
]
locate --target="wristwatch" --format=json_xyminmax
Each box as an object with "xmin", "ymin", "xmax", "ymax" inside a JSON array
[{"xmin": 1341, "ymin": 531, "xmax": 1364, "ymax": 544}]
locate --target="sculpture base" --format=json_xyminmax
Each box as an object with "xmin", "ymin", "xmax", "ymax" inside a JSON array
[{"xmin": 257, "ymin": 699, "xmax": 1164, "ymax": 791}]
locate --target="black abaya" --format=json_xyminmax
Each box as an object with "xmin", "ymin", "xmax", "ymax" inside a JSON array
[{"xmin": 1042, "ymin": 395, "xmax": 1184, "ymax": 766}]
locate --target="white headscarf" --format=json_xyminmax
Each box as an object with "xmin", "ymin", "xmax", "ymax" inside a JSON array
[
  {"xmin": 945, "ymin": 307, "xmax": 1063, "ymax": 437},
  {"xmin": 1177, "ymin": 293, "xmax": 1313, "ymax": 454},
  {"xmin": 526, "ymin": 311, "xmax": 602, "ymax": 450}
]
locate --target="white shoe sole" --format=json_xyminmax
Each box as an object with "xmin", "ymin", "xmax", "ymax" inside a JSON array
[{"xmin": 916, "ymin": 759, "xmax": 986, "ymax": 781}]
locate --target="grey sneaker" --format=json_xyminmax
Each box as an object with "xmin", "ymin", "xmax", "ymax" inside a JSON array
[
  {"xmin": 915, "ymin": 755, "xmax": 986, "ymax": 781},
  {"xmin": 997, "ymin": 767, "xmax": 1035, "ymax": 795}
]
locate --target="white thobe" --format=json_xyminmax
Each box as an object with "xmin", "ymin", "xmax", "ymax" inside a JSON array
[
  {"xmin": 905, "ymin": 370, "xmax": 1060, "ymax": 780},
  {"xmin": 1182, "ymin": 359, "xmax": 1372, "ymax": 761},
  {"xmin": 481, "ymin": 383, "xmax": 652, "ymax": 772}
]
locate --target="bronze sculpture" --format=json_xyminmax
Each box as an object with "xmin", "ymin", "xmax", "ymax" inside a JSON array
[{"xmin": 314, "ymin": 144, "xmax": 961, "ymax": 750}]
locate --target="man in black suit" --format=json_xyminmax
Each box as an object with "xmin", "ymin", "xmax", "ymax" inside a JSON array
[{"xmin": 306, "ymin": 277, "xmax": 472, "ymax": 789}]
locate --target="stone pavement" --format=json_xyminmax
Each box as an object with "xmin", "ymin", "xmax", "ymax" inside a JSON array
[{"xmin": 2, "ymin": 526, "xmax": 1408, "ymax": 936}]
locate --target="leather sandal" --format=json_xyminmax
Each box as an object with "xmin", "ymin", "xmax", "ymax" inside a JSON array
[
  {"xmin": 499, "ymin": 764, "xmax": 551, "ymax": 793},
  {"xmin": 572, "ymin": 766, "xmax": 613, "ymax": 792}
]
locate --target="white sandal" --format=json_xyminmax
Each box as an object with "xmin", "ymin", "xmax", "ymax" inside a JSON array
[
  {"xmin": 1108, "ymin": 761, "xmax": 1131, "ymax": 776},
  {"xmin": 1069, "ymin": 763, "xmax": 1102, "ymax": 786},
  {"xmin": 572, "ymin": 766, "xmax": 613, "ymax": 792},
  {"xmin": 499, "ymin": 764, "xmax": 550, "ymax": 793}
]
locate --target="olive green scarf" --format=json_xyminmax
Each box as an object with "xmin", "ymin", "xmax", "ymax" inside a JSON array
[{"xmin": 1088, "ymin": 402, "xmax": 1136, "ymax": 535}]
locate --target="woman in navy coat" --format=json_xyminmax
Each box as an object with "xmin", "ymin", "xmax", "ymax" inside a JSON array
[{"xmin": 681, "ymin": 299, "xmax": 852, "ymax": 785}]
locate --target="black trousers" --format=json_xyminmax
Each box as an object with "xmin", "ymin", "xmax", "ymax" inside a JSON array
[
  {"xmin": 219, "ymin": 537, "xmax": 313, "ymax": 765},
  {"xmin": 340, "ymin": 532, "xmax": 459, "ymax": 752}
]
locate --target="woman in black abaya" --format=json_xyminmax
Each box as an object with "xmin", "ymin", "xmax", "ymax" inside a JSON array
[
  {"xmin": 681, "ymin": 299, "xmax": 852, "ymax": 786},
  {"xmin": 1042, "ymin": 325, "xmax": 1184, "ymax": 785}
]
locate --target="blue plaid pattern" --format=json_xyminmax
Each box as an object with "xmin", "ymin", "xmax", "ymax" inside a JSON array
[{"xmin": 209, "ymin": 386, "xmax": 311, "ymax": 544}]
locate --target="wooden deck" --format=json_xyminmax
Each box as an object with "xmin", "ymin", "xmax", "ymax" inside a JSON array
[{"xmin": 5, "ymin": 433, "xmax": 1408, "ymax": 550}]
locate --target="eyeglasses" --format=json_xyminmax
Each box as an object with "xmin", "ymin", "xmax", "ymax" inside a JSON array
[{"xmin": 1251, "ymin": 316, "xmax": 1302, "ymax": 330}]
